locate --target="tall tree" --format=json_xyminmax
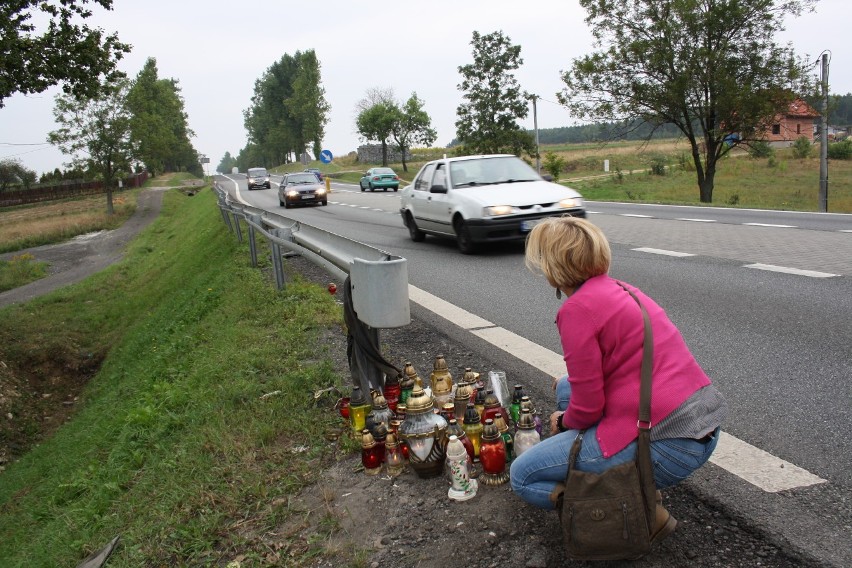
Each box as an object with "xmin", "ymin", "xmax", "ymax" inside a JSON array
[
  {"xmin": 0, "ymin": 1, "xmax": 130, "ymax": 107},
  {"xmin": 455, "ymin": 30, "xmax": 535, "ymax": 156},
  {"xmin": 390, "ymin": 93, "xmax": 437, "ymax": 172},
  {"xmin": 559, "ymin": 0, "xmax": 816, "ymax": 203},
  {"xmin": 126, "ymin": 58, "xmax": 199, "ymax": 176},
  {"xmin": 48, "ymin": 80, "xmax": 134, "ymax": 215},
  {"xmin": 356, "ymin": 100, "xmax": 398, "ymax": 166},
  {"xmin": 217, "ymin": 151, "xmax": 237, "ymax": 174}
]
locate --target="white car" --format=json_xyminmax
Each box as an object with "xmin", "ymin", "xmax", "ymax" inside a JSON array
[{"xmin": 399, "ymin": 154, "xmax": 585, "ymax": 253}]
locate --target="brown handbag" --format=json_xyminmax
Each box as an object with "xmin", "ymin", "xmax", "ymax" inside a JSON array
[{"xmin": 558, "ymin": 284, "xmax": 657, "ymax": 560}]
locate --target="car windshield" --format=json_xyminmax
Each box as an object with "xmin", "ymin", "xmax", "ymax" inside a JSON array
[
  {"xmin": 373, "ymin": 168, "xmax": 395, "ymax": 175},
  {"xmin": 449, "ymin": 156, "xmax": 539, "ymax": 188},
  {"xmin": 248, "ymin": 169, "xmax": 267, "ymax": 177},
  {"xmin": 287, "ymin": 174, "xmax": 318, "ymax": 185}
]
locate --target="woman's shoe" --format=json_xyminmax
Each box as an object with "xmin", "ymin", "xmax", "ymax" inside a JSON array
[{"xmin": 651, "ymin": 490, "xmax": 678, "ymax": 544}]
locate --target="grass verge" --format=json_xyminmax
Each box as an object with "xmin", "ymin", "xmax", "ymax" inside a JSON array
[
  {"xmin": 0, "ymin": 191, "xmax": 138, "ymax": 254},
  {"xmin": 0, "ymin": 253, "xmax": 49, "ymax": 292},
  {"xmin": 0, "ymin": 187, "xmax": 356, "ymax": 566}
]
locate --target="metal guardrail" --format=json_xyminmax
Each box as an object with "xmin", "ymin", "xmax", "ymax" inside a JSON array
[{"xmin": 212, "ymin": 182, "xmax": 410, "ymax": 329}]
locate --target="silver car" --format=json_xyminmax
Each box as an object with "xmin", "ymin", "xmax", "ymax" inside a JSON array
[{"xmin": 246, "ymin": 167, "xmax": 271, "ymax": 190}]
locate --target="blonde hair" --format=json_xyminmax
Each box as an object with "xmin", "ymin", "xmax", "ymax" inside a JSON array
[{"xmin": 525, "ymin": 217, "xmax": 611, "ymax": 289}]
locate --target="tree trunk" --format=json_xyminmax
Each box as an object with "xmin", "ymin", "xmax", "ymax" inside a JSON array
[
  {"xmin": 106, "ymin": 186, "xmax": 115, "ymax": 215},
  {"xmin": 381, "ymin": 141, "xmax": 388, "ymax": 167},
  {"xmin": 401, "ymin": 146, "xmax": 408, "ymax": 172}
]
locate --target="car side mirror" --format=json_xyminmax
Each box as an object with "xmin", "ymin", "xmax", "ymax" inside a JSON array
[
  {"xmin": 430, "ymin": 183, "xmax": 447, "ymax": 194},
  {"xmin": 542, "ymin": 174, "xmax": 554, "ymax": 182}
]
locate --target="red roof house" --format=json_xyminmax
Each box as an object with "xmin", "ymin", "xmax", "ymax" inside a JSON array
[{"xmin": 764, "ymin": 98, "xmax": 820, "ymax": 146}]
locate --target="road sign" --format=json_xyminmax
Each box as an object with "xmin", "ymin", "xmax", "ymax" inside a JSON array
[{"xmin": 320, "ymin": 149, "xmax": 333, "ymax": 164}]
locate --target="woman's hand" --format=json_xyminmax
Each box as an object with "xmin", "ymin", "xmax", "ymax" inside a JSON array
[{"xmin": 549, "ymin": 411, "xmax": 565, "ymax": 436}]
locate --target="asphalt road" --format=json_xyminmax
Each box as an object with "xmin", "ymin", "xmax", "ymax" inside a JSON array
[{"xmin": 222, "ymin": 173, "xmax": 852, "ymax": 567}]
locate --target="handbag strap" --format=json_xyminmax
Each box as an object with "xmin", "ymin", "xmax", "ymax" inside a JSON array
[
  {"xmin": 565, "ymin": 281, "xmax": 657, "ymax": 521},
  {"xmin": 616, "ymin": 281, "xmax": 657, "ymax": 522}
]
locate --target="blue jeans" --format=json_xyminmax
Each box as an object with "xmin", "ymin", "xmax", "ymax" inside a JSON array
[{"xmin": 510, "ymin": 376, "xmax": 720, "ymax": 510}]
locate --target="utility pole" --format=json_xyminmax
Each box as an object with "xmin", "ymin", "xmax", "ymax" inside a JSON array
[
  {"xmin": 531, "ymin": 94, "xmax": 541, "ymax": 174},
  {"xmin": 819, "ymin": 52, "xmax": 829, "ymax": 213}
]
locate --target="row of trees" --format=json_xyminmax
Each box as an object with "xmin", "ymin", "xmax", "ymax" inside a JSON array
[
  {"xmin": 354, "ymin": 89, "xmax": 437, "ymax": 172},
  {"xmin": 3, "ymin": 3, "xmax": 201, "ymax": 212},
  {"xmin": 48, "ymin": 58, "xmax": 200, "ymax": 213}
]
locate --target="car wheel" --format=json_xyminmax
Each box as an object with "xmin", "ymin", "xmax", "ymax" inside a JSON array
[
  {"xmin": 454, "ymin": 216, "xmax": 477, "ymax": 254},
  {"xmin": 322, "ymin": 200, "xmax": 328, "ymax": 206},
  {"xmin": 360, "ymin": 183, "xmax": 366, "ymax": 192},
  {"xmin": 284, "ymin": 201, "xmax": 291, "ymax": 209},
  {"xmin": 405, "ymin": 211, "xmax": 426, "ymax": 242},
  {"xmin": 369, "ymin": 183, "xmax": 374, "ymax": 192},
  {"xmin": 393, "ymin": 187, "xmax": 398, "ymax": 192},
  {"xmin": 279, "ymin": 198, "xmax": 285, "ymax": 206}
]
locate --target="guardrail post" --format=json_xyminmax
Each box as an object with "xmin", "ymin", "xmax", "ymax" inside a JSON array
[
  {"xmin": 270, "ymin": 228, "xmax": 287, "ymax": 290},
  {"xmin": 232, "ymin": 212, "xmax": 243, "ymax": 243},
  {"xmin": 247, "ymin": 214, "xmax": 261, "ymax": 267}
]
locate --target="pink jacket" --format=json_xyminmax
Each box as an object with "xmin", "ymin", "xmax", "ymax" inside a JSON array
[{"xmin": 557, "ymin": 274, "xmax": 711, "ymax": 457}]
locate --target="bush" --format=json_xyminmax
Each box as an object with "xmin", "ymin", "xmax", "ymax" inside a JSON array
[
  {"xmin": 748, "ymin": 141, "xmax": 774, "ymax": 159},
  {"xmin": 792, "ymin": 136, "xmax": 813, "ymax": 159},
  {"xmin": 828, "ymin": 139, "xmax": 852, "ymax": 160},
  {"xmin": 648, "ymin": 154, "xmax": 668, "ymax": 176},
  {"xmin": 542, "ymin": 152, "xmax": 566, "ymax": 181}
]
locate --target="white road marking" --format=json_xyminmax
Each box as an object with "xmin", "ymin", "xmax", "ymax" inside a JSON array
[
  {"xmin": 677, "ymin": 218, "xmax": 717, "ymax": 223},
  {"xmin": 408, "ymin": 283, "xmax": 828, "ymax": 493},
  {"xmin": 743, "ymin": 223, "xmax": 797, "ymax": 228},
  {"xmin": 744, "ymin": 263, "xmax": 838, "ymax": 278},
  {"xmin": 840, "ymin": 230, "xmax": 852, "ymax": 233},
  {"xmin": 621, "ymin": 214, "xmax": 654, "ymax": 218},
  {"xmin": 710, "ymin": 432, "xmax": 826, "ymax": 492},
  {"xmin": 633, "ymin": 247, "xmax": 696, "ymax": 257}
]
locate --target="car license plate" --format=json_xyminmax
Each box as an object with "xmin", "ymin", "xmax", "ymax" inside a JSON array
[
  {"xmin": 301, "ymin": 195, "xmax": 314, "ymax": 200},
  {"xmin": 521, "ymin": 219, "xmax": 542, "ymax": 232}
]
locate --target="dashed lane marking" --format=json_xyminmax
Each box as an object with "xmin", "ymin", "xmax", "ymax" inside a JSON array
[
  {"xmin": 632, "ymin": 247, "xmax": 696, "ymax": 257},
  {"xmin": 677, "ymin": 218, "xmax": 717, "ymax": 222},
  {"xmin": 743, "ymin": 222, "xmax": 797, "ymax": 228},
  {"xmin": 744, "ymin": 263, "xmax": 838, "ymax": 278},
  {"xmin": 408, "ymin": 283, "xmax": 828, "ymax": 493}
]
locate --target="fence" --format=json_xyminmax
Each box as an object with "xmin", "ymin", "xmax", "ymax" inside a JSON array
[{"xmin": 0, "ymin": 172, "xmax": 149, "ymax": 208}]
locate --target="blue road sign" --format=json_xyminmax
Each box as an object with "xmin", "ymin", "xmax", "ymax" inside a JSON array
[{"xmin": 320, "ymin": 149, "xmax": 333, "ymax": 164}]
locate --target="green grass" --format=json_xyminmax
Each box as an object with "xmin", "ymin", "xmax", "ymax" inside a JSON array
[
  {"xmin": 568, "ymin": 152, "xmax": 852, "ymax": 212},
  {"xmin": 0, "ymin": 253, "xmax": 48, "ymax": 291},
  {"xmin": 0, "ymin": 188, "xmax": 357, "ymax": 567}
]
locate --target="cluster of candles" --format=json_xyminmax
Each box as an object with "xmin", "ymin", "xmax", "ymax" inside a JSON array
[{"xmin": 338, "ymin": 354, "xmax": 544, "ymax": 501}]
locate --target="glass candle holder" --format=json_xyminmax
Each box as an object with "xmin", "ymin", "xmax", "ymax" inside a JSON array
[
  {"xmin": 361, "ymin": 429, "xmax": 382, "ymax": 475},
  {"xmin": 400, "ymin": 361, "xmax": 419, "ymax": 404},
  {"xmin": 462, "ymin": 403, "xmax": 484, "ymax": 459},
  {"xmin": 478, "ymin": 419, "xmax": 509, "ymax": 485},
  {"xmin": 398, "ymin": 383, "xmax": 448, "ymax": 478},
  {"xmin": 514, "ymin": 408, "xmax": 541, "ymax": 457},
  {"xmin": 349, "ymin": 386, "xmax": 372, "ymax": 436},
  {"xmin": 385, "ymin": 432, "xmax": 405, "ymax": 477},
  {"xmin": 383, "ymin": 373, "xmax": 402, "ymax": 414}
]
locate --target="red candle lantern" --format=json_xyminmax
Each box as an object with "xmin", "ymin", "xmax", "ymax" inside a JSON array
[{"xmin": 478, "ymin": 419, "xmax": 509, "ymax": 486}]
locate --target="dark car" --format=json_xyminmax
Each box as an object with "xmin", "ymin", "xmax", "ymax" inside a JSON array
[
  {"xmin": 246, "ymin": 167, "xmax": 271, "ymax": 190},
  {"xmin": 360, "ymin": 167, "xmax": 400, "ymax": 192},
  {"xmin": 304, "ymin": 168, "xmax": 324, "ymax": 181},
  {"xmin": 278, "ymin": 172, "xmax": 328, "ymax": 208}
]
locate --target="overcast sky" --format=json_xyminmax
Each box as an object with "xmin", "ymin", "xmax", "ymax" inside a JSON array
[{"xmin": 1, "ymin": 0, "xmax": 849, "ymax": 175}]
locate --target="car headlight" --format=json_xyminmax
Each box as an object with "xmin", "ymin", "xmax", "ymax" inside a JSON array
[
  {"xmin": 558, "ymin": 197, "xmax": 583, "ymax": 209},
  {"xmin": 286, "ymin": 190, "xmax": 299, "ymax": 197},
  {"xmin": 316, "ymin": 187, "xmax": 327, "ymax": 195},
  {"xmin": 483, "ymin": 205, "xmax": 514, "ymax": 216}
]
